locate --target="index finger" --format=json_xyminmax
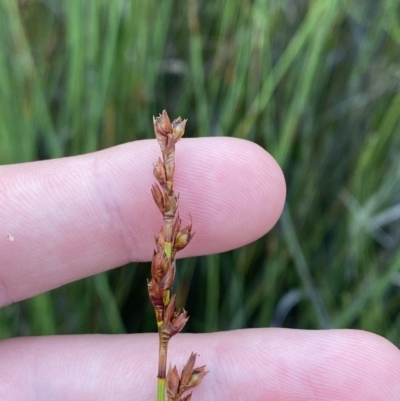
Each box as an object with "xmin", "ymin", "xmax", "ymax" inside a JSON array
[
  {"xmin": 0, "ymin": 329, "xmax": 399, "ymax": 400},
  {"xmin": 0, "ymin": 137, "xmax": 285, "ymax": 306}
]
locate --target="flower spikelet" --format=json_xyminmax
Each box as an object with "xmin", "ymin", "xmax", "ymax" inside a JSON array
[{"xmin": 148, "ymin": 110, "xmax": 207, "ymax": 400}]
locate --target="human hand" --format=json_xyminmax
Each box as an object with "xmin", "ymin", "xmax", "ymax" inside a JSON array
[{"xmin": 0, "ymin": 138, "xmax": 399, "ymax": 400}]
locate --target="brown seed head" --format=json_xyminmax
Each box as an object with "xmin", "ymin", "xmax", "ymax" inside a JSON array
[
  {"xmin": 163, "ymin": 193, "xmax": 179, "ymax": 217},
  {"xmin": 161, "ymin": 261, "xmax": 176, "ymax": 290},
  {"xmin": 164, "ymin": 133, "xmax": 176, "ymax": 154},
  {"xmin": 149, "ymin": 111, "xmax": 206, "ymax": 398},
  {"xmin": 151, "ymin": 250, "xmax": 169, "ymax": 282},
  {"xmin": 155, "ymin": 229, "xmax": 165, "ymax": 252},
  {"xmin": 163, "ymin": 135, "xmax": 176, "ymax": 192},
  {"xmin": 174, "ymin": 224, "xmax": 194, "ymax": 253},
  {"xmin": 164, "ymin": 294, "xmax": 176, "ymax": 323},
  {"xmin": 178, "ymin": 353, "xmax": 208, "ymax": 396},
  {"xmin": 147, "ymin": 279, "xmax": 163, "ymax": 321},
  {"xmin": 180, "ymin": 353, "xmax": 197, "ymax": 387},
  {"xmin": 153, "ymin": 110, "xmax": 173, "ymax": 151},
  {"xmin": 166, "ymin": 365, "xmax": 180, "ymax": 399},
  {"xmin": 151, "ymin": 250, "xmax": 163, "ymax": 282},
  {"xmin": 171, "ymin": 117, "xmax": 187, "ymax": 141},
  {"xmin": 151, "ymin": 184, "xmax": 164, "ymax": 214},
  {"xmin": 187, "ymin": 365, "xmax": 208, "ymax": 389},
  {"xmin": 153, "ymin": 158, "xmax": 167, "ymax": 188},
  {"xmin": 170, "ymin": 309, "xmax": 188, "ymax": 336},
  {"xmin": 172, "ymin": 215, "xmax": 181, "ymax": 233}
]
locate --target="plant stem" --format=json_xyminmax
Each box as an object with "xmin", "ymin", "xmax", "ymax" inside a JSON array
[
  {"xmin": 157, "ymin": 328, "xmax": 169, "ymax": 401},
  {"xmin": 157, "ymin": 378, "xmax": 166, "ymax": 401}
]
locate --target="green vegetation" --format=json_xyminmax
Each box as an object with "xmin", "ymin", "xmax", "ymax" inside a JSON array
[{"xmin": 1, "ymin": 0, "xmax": 400, "ymax": 345}]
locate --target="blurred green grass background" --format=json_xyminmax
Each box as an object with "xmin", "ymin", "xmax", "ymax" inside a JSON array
[{"xmin": 1, "ymin": 0, "xmax": 400, "ymax": 345}]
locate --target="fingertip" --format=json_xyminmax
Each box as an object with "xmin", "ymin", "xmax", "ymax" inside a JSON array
[
  {"xmin": 0, "ymin": 138, "xmax": 286, "ymax": 302},
  {"xmin": 170, "ymin": 137, "xmax": 286, "ymax": 257}
]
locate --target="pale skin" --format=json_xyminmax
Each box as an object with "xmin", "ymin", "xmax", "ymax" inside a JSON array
[{"xmin": 0, "ymin": 138, "xmax": 399, "ymax": 400}]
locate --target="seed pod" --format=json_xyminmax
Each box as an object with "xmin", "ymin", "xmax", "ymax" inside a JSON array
[
  {"xmin": 174, "ymin": 224, "xmax": 194, "ymax": 253},
  {"xmin": 170, "ymin": 310, "xmax": 188, "ymax": 336},
  {"xmin": 166, "ymin": 365, "xmax": 180, "ymax": 399},
  {"xmin": 172, "ymin": 117, "xmax": 187, "ymax": 141},
  {"xmin": 151, "ymin": 184, "xmax": 164, "ymax": 214},
  {"xmin": 153, "ymin": 158, "xmax": 167, "ymax": 188},
  {"xmin": 153, "ymin": 110, "xmax": 173, "ymax": 151}
]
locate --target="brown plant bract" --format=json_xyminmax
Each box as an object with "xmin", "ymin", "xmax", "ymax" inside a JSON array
[
  {"xmin": 166, "ymin": 353, "xmax": 208, "ymax": 401},
  {"xmin": 148, "ymin": 111, "xmax": 207, "ymax": 401}
]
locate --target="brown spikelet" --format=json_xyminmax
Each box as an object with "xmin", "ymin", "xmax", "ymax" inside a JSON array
[
  {"xmin": 151, "ymin": 184, "xmax": 165, "ymax": 214},
  {"xmin": 166, "ymin": 365, "xmax": 180, "ymax": 399},
  {"xmin": 154, "ymin": 158, "xmax": 167, "ymax": 189},
  {"xmin": 148, "ymin": 110, "xmax": 207, "ymax": 401},
  {"xmin": 165, "ymin": 353, "xmax": 208, "ymax": 400}
]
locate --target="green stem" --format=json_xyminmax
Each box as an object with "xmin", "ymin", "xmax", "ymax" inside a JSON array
[{"xmin": 157, "ymin": 377, "xmax": 166, "ymax": 401}]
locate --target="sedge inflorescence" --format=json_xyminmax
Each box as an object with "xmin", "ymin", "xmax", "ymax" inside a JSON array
[{"xmin": 149, "ymin": 111, "xmax": 207, "ymax": 401}]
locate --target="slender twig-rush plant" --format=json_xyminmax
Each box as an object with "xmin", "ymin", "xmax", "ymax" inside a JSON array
[{"xmin": 148, "ymin": 111, "xmax": 208, "ymax": 401}]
